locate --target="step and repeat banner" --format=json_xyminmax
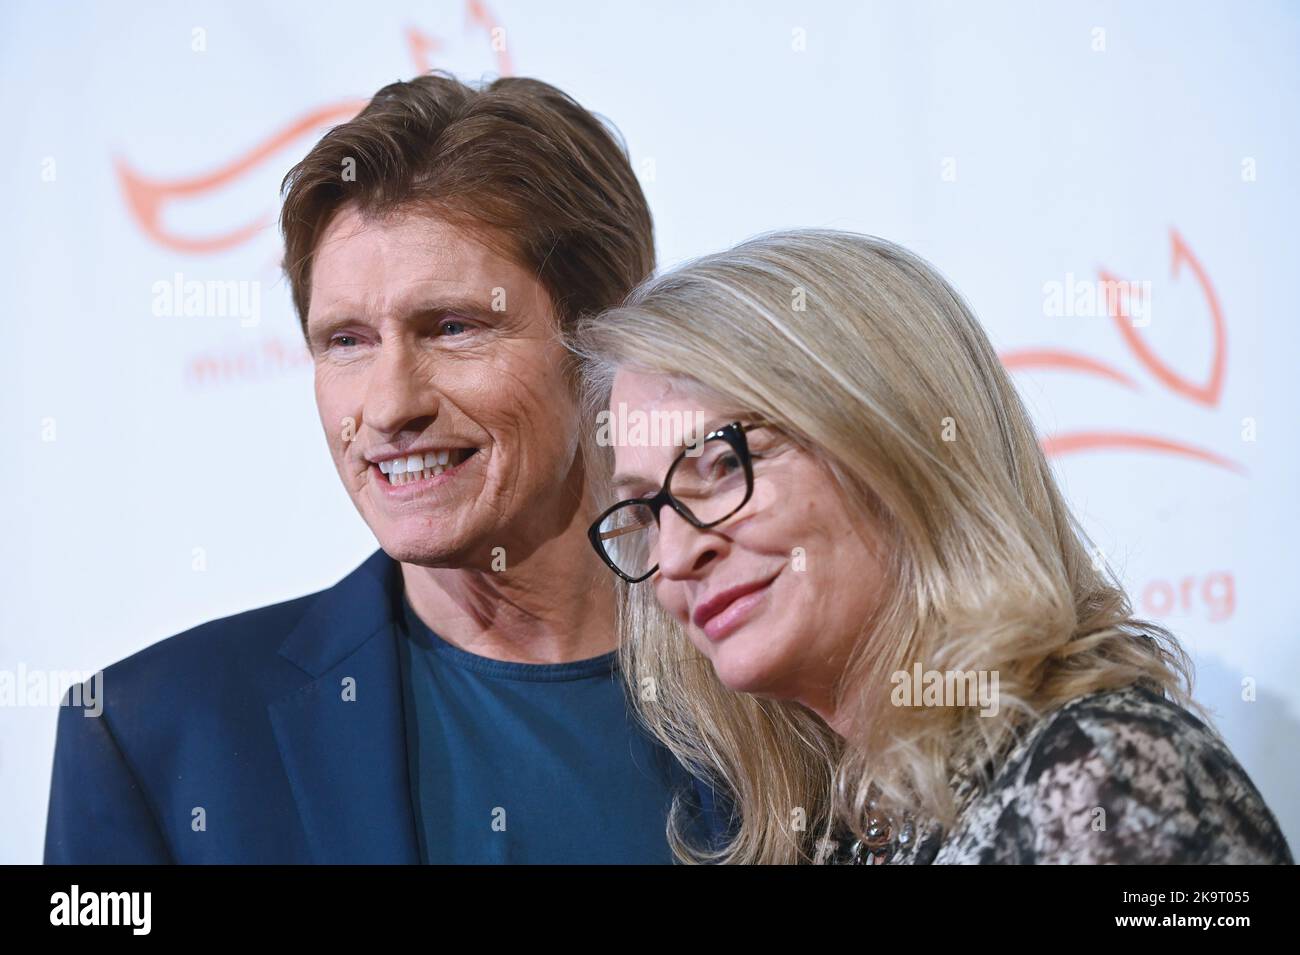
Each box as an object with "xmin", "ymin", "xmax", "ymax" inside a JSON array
[{"xmin": 3, "ymin": 0, "xmax": 1297, "ymax": 861}]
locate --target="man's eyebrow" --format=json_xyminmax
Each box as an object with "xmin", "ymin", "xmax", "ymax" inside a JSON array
[
  {"xmin": 307, "ymin": 297, "xmax": 501, "ymax": 338},
  {"xmin": 412, "ymin": 298, "xmax": 502, "ymax": 322}
]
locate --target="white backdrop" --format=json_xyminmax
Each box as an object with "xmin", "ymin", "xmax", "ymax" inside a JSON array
[{"xmin": 3, "ymin": 0, "xmax": 1297, "ymax": 863}]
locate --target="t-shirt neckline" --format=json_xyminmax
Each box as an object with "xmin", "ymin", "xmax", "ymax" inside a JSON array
[{"xmin": 399, "ymin": 591, "xmax": 618, "ymax": 683}]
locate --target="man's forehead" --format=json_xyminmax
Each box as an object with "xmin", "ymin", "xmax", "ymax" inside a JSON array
[
  {"xmin": 306, "ymin": 209, "xmax": 529, "ymax": 322},
  {"xmin": 312, "ymin": 209, "xmax": 492, "ymax": 277}
]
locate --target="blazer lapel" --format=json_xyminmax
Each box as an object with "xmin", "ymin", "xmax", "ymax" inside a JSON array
[{"xmin": 268, "ymin": 548, "xmax": 421, "ymax": 863}]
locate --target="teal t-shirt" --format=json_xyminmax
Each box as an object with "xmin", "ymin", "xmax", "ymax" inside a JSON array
[{"xmin": 396, "ymin": 592, "xmax": 691, "ymax": 863}]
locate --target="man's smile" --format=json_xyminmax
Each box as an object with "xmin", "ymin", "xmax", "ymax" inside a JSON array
[{"xmin": 366, "ymin": 445, "xmax": 483, "ymax": 498}]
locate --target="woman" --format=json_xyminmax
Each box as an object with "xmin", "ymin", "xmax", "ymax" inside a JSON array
[{"xmin": 568, "ymin": 229, "xmax": 1293, "ymax": 865}]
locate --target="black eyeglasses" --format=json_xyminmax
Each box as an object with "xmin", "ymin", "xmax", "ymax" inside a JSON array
[{"xmin": 588, "ymin": 421, "xmax": 769, "ymax": 583}]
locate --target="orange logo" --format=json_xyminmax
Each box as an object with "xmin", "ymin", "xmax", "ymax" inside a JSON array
[
  {"xmin": 1001, "ymin": 228, "xmax": 1243, "ymax": 473},
  {"xmin": 114, "ymin": 102, "xmax": 366, "ymax": 254},
  {"xmin": 115, "ymin": 0, "xmax": 511, "ymax": 254}
]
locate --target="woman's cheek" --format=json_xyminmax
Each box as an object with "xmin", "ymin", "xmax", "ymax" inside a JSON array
[{"xmin": 655, "ymin": 579, "xmax": 689, "ymax": 627}]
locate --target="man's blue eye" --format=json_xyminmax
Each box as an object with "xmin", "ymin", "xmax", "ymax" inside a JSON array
[
  {"xmin": 440, "ymin": 319, "xmax": 468, "ymax": 335},
  {"xmin": 330, "ymin": 335, "xmax": 357, "ymax": 348}
]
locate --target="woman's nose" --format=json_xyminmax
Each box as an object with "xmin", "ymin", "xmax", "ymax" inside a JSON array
[{"xmin": 654, "ymin": 505, "xmax": 723, "ymax": 580}]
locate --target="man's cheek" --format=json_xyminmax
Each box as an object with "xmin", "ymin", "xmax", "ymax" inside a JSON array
[{"xmin": 321, "ymin": 410, "xmax": 350, "ymax": 458}]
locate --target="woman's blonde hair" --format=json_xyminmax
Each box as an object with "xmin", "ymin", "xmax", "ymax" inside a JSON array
[{"xmin": 568, "ymin": 229, "xmax": 1201, "ymax": 864}]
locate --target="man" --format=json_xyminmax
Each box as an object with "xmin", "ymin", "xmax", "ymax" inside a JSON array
[{"xmin": 44, "ymin": 72, "xmax": 728, "ymax": 863}]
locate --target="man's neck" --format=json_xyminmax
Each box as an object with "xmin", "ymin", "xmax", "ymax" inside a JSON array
[{"xmin": 399, "ymin": 523, "xmax": 617, "ymax": 665}]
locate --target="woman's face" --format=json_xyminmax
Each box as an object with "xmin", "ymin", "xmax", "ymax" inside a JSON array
[{"xmin": 606, "ymin": 369, "xmax": 886, "ymax": 720}]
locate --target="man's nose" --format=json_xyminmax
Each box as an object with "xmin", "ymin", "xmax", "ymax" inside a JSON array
[
  {"xmin": 363, "ymin": 340, "xmax": 440, "ymax": 434},
  {"xmin": 654, "ymin": 505, "xmax": 724, "ymax": 580}
]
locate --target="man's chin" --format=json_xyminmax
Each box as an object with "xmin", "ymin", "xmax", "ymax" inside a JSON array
[{"xmin": 375, "ymin": 527, "xmax": 471, "ymax": 569}]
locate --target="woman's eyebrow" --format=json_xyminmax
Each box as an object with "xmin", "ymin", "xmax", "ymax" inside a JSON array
[
  {"xmin": 606, "ymin": 411, "xmax": 749, "ymax": 492},
  {"xmin": 610, "ymin": 472, "xmax": 651, "ymax": 493},
  {"xmin": 699, "ymin": 414, "xmax": 741, "ymax": 436}
]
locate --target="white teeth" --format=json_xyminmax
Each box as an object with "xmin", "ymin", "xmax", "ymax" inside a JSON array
[
  {"xmin": 374, "ymin": 448, "xmax": 473, "ymax": 483},
  {"xmin": 386, "ymin": 465, "xmax": 446, "ymax": 485}
]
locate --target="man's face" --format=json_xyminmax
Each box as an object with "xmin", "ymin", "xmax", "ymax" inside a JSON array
[{"xmin": 306, "ymin": 206, "xmax": 583, "ymax": 569}]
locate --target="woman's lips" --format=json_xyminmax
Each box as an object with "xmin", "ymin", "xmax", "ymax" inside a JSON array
[{"xmin": 695, "ymin": 572, "xmax": 780, "ymax": 642}]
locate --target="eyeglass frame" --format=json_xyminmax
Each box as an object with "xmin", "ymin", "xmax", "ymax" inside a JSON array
[{"xmin": 587, "ymin": 420, "xmax": 770, "ymax": 583}]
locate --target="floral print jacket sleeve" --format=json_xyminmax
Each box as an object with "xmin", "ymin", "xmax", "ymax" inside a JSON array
[{"xmin": 836, "ymin": 683, "xmax": 1293, "ymax": 865}]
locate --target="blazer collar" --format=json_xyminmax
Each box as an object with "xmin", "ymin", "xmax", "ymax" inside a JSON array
[
  {"xmin": 276, "ymin": 546, "xmax": 401, "ymax": 677},
  {"xmin": 266, "ymin": 547, "xmax": 735, "ymax": 860},
  {"xmin": 268, "ymin": 548, "xmax": 421, "ymax": 863}
]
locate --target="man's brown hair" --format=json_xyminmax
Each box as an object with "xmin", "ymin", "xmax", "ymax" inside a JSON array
[{"xmin": 279, "ymin": 71, "xmax": 654, "ymax": 342}]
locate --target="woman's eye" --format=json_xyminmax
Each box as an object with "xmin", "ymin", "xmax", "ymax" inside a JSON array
[{"xmin": 711, "ymin": 453, "xmax": 741, "ymax": 475}]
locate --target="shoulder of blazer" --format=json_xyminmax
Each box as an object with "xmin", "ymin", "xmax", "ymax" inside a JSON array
[{"xmin": 85, "ymin": 548, "xmax": 397, "ymax": 741}]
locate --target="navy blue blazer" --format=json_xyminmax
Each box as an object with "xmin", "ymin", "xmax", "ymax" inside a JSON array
[{"xmin": 44, "ymin": 548, "xmax": 732, "ymax": 863}]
